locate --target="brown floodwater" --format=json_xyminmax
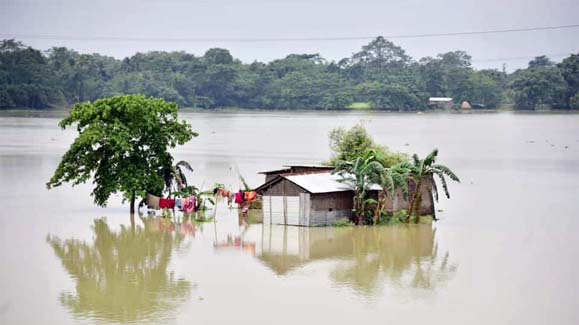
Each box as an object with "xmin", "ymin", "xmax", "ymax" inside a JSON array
[{"xmin": 1, "ymin": 111, "xmax": 579, "ymax": 324}]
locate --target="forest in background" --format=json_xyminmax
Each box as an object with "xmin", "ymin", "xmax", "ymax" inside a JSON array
[{"xmin": 1, "ymin": 37, "xmax": 578, "ymax": 110}]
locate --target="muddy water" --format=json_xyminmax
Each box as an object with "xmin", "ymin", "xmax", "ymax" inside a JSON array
[{"xmin": 1, "ymin": 111, "xmax": 579, "ymax": 324}]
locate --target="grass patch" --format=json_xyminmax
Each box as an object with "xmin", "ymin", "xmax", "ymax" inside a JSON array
[
  {"xmin": 332, "ymin": 218, "xmax": 354, "ymax": 227},
  {"xmin": 347, "ymin": 102, "xmax": 372, "ymax": 110}
]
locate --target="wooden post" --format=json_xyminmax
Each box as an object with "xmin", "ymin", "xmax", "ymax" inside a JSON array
[
  {"xmin": 269, "ymin": 194, "xmax": 273, "ymax": 224},
  {"xmin": 282, "ymin": 179, "xmax": 287, "ymax": 225}
]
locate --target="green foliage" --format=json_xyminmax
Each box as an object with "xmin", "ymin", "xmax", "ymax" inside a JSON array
[
  {"xmin": 332, "ymin": 218, "xmax": 354, "ymax": 227},
  {"xmin": 509, "ymin": 64, "xmax": 568, "ymax": 110},
  {"xmin": 164, "ymin": 160, "xmax": 194, "ymax": 196},
  {"xmin": 239, "ymin": 175, "xmax": 252, "ymax": 191},
  {"xmin": 328, "ymin": 124, "xmax": 407, "ymax": 167},
  {"xmin": 334, "ymin": 149, "xmax": 385, "ymax": 224},
  {"xmin": 3, "ymin": 39, "xmax": 577, "ymax": 110},
  {"xmin": 558, "ymin": 54, "xmax": 579, "ymax": 108},
  {"xmin": 406, "ymin": 149, "xmax": 460, "ymax": 222},
  {"xmin": 570, "ymin": 93, "xmax": 579, "ymax": 109},
  {"xmin": 46, "ymin": 95, "xmax": 197, "ymax": 210},
  {"xmin": 377, "ymin": 209, "xmax": 407, "ymax": 225}
]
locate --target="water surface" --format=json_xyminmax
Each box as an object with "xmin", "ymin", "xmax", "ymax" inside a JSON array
[{"xmin": 1, "ymin": 111, "xmax": 578, "ymax": 324}]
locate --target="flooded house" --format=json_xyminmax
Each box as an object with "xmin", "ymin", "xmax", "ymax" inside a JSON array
[{"xmin": 255, "ymin": 166, "xmax": 435, "ymax": 226}]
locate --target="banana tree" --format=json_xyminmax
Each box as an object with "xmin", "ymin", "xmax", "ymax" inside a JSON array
[
  {"xmin": 163, "ymin": 160, "xmax": 194, "ymax": 197},
  {"xmin": 372, "ymin": 161, "xmax": 412, "ymax": 224},
  {"xmin": 406, "ymin": 149, "xmax": 459, "ymax": 223},
  {"xmin": 334, "ymin": 149, "xmax": 384, "ymax": 225}
]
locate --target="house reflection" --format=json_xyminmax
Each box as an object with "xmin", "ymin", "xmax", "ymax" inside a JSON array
[
  {"xmin": 46, "ymin": 217, "xmax": 191, "ymax": 324},
  {"xmin": 258, "ymin": 224, "xmax": 457, "ymax": 296}
]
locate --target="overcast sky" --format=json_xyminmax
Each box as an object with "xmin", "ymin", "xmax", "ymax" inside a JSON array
[{"xmin": 1, "ymin": 0, "xmax": 578, "ymax": 70}]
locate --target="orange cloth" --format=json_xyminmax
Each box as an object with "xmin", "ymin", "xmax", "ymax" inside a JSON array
[{"xmin": 244, "ymin": 191, "xmax": 257, "ymax": 202}]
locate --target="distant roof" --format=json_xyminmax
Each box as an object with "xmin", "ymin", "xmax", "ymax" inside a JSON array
[
  {"xmin": 284, "ymin": 172, "xmax": 381, "ymax": 194},
  {"xmin": 429, "ymin": 97, "xmax": 453, "ymax": 102},
  {"xmin": 282, "ymin": 165, "xmax": 334, "ymax": 169},
  {"xmin": 258, "ymin": 165, "xmax": 334, "ymax": 175},
  {"xmin": 258, "ymin": 168, "xmax": 291, "ymax": 175}
]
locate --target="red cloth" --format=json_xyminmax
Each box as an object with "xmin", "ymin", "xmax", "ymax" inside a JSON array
[
  {"xmin": 234, "ymin": 192, "xmax": 243, "ymax": 204},
  {"xmin": 159, "ymin": 198, "xmax": 176, "ymax": 209}
]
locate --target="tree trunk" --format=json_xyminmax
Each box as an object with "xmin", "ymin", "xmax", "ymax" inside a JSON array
[
  {"xmin": 375, "ymin": 191, "xmax": 386, "ymax": 225},
  {"xmin": 374, "ymin": 192, "xmax": 382, "ymax": 225},
  {"xmin": 130, "ymin": 191, "xmax": 136, "ymax": 215},
  {"xmin": 413, "ymin": 192, "xmax": 423, "ymax": 224},
  {"xmin": 406, "ymin": 180, "xmax": 421, "ymax": 223}
]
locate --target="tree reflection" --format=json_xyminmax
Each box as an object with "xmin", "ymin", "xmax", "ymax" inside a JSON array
[
  {"xmin": 46, "ymin": 217, "xmax": 191, "ymax": 323},
  {"xmin": 259, "ymin": 224, "xmax": 457, "ymax": 296},
  {"xmin": 330, "ymin": 226, "xmax": 457, "ymax": 295}
]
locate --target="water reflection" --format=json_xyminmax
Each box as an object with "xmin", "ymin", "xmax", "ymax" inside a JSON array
[
  {"xmin": 258, "ymin": 225, "xmax": 457, "ymax": 296},
  {"xmin": 46, "ymin": 217, "xmax": 192, "ymax": 324}
]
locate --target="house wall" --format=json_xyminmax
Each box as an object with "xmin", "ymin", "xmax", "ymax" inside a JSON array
[
  {"xmin": 381, "ymin": 179, "xmax": 435, "ymax": 216},
  {"xmin": 259, "ymin": 179, "xmax": 307, "ymax": 196},
  {"xmin": 309, "ymin": 191, "xmax": 354, "ymax": 226}
]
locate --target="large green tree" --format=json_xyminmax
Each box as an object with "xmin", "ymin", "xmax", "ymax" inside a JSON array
[
  {"xmin": 46, "ymin": 95, "xmax": 197, "ymax": 213},
  {"xmin": 509, "ymin": 62, "xmax": 568, "ymax": 110},
  {"xmin": 558, "ymin": 54, "xmax": 579, "ymax": 108},
  {"xmin": 0, "ymin": 40, "xmax": 62, "ymax": 108}
]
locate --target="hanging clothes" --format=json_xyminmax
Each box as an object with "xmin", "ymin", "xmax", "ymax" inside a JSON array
[
  {"xmin": 234, "ymin": 192, "xmax": 243, "ymax": 204},
  {"xmin": 244, "ymin": 191, "xmax": 257, "ymax": 202},
  {"xmin": 146, "ymin": 194, "xmax": 160, "ymax": 210},
  {"xmin": 159, "ymin": 198, "xmax": 176, "ymax": 209},
  {"xmin": 182, "ymin": 196, "xmax": 195, "ymax": 213},
  {"xmin": 179, "ymin": 197, "xmax": 188, "ymax": 212}
]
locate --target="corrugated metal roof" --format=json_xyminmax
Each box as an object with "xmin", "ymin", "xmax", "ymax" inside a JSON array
[
  {"xmin": 282, "ymin": 165, "xmax": 334, "ymax": 169},
  {"xmin": 284, "ymin": 172, "xmax": 381, "ymax": 194},
  {"xmin": 428, "ymin": 97, "xmax": 453, "ymax": 102},
  {"xmin": 258, "ymin": 168, "xmax": 291, "ymax": 175}
]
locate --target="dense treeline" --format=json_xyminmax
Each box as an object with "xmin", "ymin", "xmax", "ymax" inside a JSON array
[{"xmin": 1, "ymin": 38, "xmax": 578, "ymax": 110}]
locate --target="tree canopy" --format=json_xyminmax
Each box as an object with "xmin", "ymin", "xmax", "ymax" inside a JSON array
[
  {"xmin": 46, "ymin": 95, "xmax": 197, "ymax": 212},
  {"xmin": 327, "ymin": 124, "xmax": 407, "ymax": 167},
  {"xmin": 1, "ymin": 39, "xmax": 578, "ymax": 110}
]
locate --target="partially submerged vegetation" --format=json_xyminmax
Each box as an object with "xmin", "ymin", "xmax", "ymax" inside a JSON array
[
  {"xmin": 46, "ymin": 94, "xmax": 197, "ymax": 213},
  {"xmin": 329, "ymin": 124, "xmax": 459, "ymax": 225}
]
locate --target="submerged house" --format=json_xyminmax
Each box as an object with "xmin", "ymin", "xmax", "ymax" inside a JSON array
[{"xmin": 255, "ymin": 166, "xmax": 434, "ymax": 226}]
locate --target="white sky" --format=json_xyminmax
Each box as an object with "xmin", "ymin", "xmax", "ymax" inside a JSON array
[{"xmin": 1, "ymin": 0, "xmax": 579, "ymax": 71}]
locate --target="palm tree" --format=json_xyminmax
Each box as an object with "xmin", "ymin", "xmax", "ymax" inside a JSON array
[
  {"xmin": 334, "ymin": 149, "xmax": 384, "ymax": 225},
  {"xmin": 406, "ymin": 149, "xmax": 459, "ymax": 223},
  {"xmin": 163, "ymin": 160, "xmax": 194, "ymax": 197}
]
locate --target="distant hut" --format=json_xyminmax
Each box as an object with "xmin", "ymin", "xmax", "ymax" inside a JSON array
[
  {"xmin": 428, "ymin": 97, "xmax": 454, "ymax": 109},
  {"xmin": 460, "ymin": 101, "xmax": 472, "ymax": 110}
]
